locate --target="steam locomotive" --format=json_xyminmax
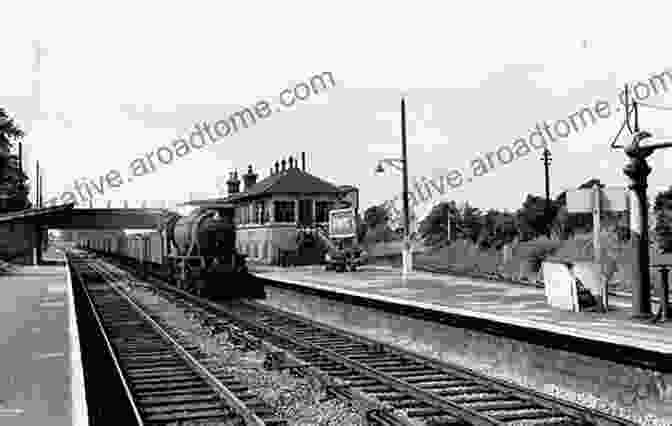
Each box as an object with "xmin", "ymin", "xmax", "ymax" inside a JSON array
[{"xmin": 78, "ymin": 206, "xmax": 265, "ymax": 299}]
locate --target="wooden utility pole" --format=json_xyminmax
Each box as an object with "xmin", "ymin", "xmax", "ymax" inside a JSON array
[
  {"xmin": 39, "ymin": 167, "xmax": 43, "ymax": 208},
  {"xmin": 541, "ymin": 148, "xmax": 552, "ymax": 237},
  {"xmin": 401, "ymin": 97, "xmax": 412, "ymax": 275},
  {"xmin": 35, "ymin": 160, "xmax": 40, "ymax": 208}
]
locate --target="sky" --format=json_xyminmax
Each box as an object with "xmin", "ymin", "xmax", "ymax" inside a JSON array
[{"xmin": 4, "ymin": 1, "xmax": 672, "ymax": 219}]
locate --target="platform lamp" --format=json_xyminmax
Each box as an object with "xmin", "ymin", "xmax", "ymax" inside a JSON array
[
  {"xmin": 375, "ymin": 96, "xmax": 412, "ymax": 277},
  {"xmin": 611, "ymin": 85, "xmax": 672, "ymax": 320}
]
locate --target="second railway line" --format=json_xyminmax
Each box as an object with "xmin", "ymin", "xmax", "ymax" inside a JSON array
[{"xmin": 79, "ymin": 251, "xmax": 639, "ymax": 426}]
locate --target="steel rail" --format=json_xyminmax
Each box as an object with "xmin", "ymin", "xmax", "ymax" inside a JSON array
[
  {"xmin": 99, "ymin": 261, "xmax": 421, "ymax": 426},
  {"xmin": 148, "ymin": 284, "xmax": 503, "ymax": 425},
  {"xmin": 67, "ymin": 255, "xmax": 145, "ymax": 426},
  {"xmin": 93, "ymin": 252, "xmax": 638, "ymax": 426},
  {"xmin": 246, "ymin": 300, "xmax": 638, "ymax": 426},
  {"xmin": 89, "ymin": 262, "xmax": 266, "ymax": 426}
]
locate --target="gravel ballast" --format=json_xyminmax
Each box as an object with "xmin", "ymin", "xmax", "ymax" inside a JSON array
[{"xmin": 116, "ymin": 280, "xmax": 369, "ymax": 426}]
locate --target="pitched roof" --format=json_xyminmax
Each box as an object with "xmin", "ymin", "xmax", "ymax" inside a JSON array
[
  {"xmin": 0, "ymin": 203, "xmax": 75, "ymax": 224},
  {"xmin": 183, "ymin": 168, "xmax": 346, "ymax": 206},
  {"xmin": 247, "ymin": 167, "xmax": 343, "ymax": 197}
]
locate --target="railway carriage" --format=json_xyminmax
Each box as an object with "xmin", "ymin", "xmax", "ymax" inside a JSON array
[{"xmin": 77, "ymin": 206, "xmax": 264, "ymax": 299}]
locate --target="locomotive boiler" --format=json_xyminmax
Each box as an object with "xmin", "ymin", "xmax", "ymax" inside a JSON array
[{"xmin": 165, "ymin": 207, "xmax": 264, "ymax": 299}]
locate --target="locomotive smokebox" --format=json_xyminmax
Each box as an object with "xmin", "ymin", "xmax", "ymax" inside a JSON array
[
  {"xmin": 169, "ymin": 208, "xmax": 235, "ymax": 257},
  {"xmin": 165, "ymin": 207, "xmax": 264, "ymax": 299}
]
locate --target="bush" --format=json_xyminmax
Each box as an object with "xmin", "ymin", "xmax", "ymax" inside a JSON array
[{"xmin": 514, "ymin": 237, "xmax": 564, "ymax": 272}]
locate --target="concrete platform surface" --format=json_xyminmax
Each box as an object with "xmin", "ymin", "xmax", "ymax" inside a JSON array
[
  {"xmin": 252, "ymin": 265, "xmax": 672, "ymax": 359},
  {"xmin": 0, "ymin": 251, "xmax": 86, "ymax": 425}
]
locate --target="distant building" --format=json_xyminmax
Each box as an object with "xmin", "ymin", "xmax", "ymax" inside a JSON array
[{"xmin": 183, "ymin": 153, "xmax": 358, "ymax": 264}]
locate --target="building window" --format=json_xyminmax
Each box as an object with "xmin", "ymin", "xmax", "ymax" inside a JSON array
[
  {"xmin": 242, "ymin": 203, "xmax": 252, "ymax": 224},
  {"xmin": 298, "ymin": 199, "xmax": 313, "ymax": 226},
  {"xmin": 316, "ymin": 201, "xmax": 334, "ymax": 223},
  {"xmin": 254, "ymin": 201, "xmax": 267, "ymax": 224},
  {"xmin": 274, "ymin": 201, "xmax": 295, "ymax": 223}
]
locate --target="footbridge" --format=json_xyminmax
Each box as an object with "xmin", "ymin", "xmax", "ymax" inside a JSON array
[
  {"xmin": 0, "ymin": 203, "xmax": 180, "ymax": 230},
  {"xmin": 0, "ymin": 203, "xmax": 180, "ymax": 264}
]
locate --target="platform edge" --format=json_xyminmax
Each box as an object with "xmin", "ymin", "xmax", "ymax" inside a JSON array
[{"xmin": 66, "ymin": 261, "xmax": 89, "ymax": 426}]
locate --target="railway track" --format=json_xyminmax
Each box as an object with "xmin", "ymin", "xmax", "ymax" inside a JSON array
[
  {"xmin": 111, "ymin": 266, "xmax": 637, "ymax": 425},
  {"xmin": 82, "ymin": 253, "xmax": 638, "ymax": 426},
  {"xmin": 70, "ymin": 256, "xmax": 283, "ymax": 426},
  {"xmin": 202, "ymin": 305, "xmax": 636, "ymax": 426}
]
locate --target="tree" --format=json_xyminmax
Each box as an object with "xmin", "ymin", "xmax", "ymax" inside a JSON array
[
  {"xmin": 516, "ymin": 194, "xmax": 553, "ymax": 241},
  {"xmin": 418, "ymin": 201, "xmax": 457, "ymax": 246},
  {"xmin": 361, "ymin": 204, "xmax": 398, "ymax": 244},
  {"xmin": 364, "ymin": 205, "xmax": 389, "ymax": 228},
  {"xmin": 418, "ymin": 201, "xmax": 486, "ymax": 246},
  {"xmin": 459, "ymin": 202, "xmax": 483, "ymax": 243},
  {"xmin": 654, "ymin": 186, "xmax": 672, "ymax": 253},
  {"xmin": 0, "ymin": 108, "xmax": 30, "ymax": 212},
  {"xmin": 0, "ymin": 108, "xmax": 24, "ymax": 153},
  {"xmin": 477, "ymin": 209, "xmax": 518, "ymax": 249}
]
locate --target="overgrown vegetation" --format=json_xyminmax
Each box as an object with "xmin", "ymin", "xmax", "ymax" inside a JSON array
[
  {"xmin": 0, "ymin": 108, "xmax": 31, "ymax": 212},
  {"xmin": 363, "ymin": 177, "xmax": 662, "ymax": 253},
  {"xmin": 363, "ymin": 177, "xmax": 672, "ymax": 290}
]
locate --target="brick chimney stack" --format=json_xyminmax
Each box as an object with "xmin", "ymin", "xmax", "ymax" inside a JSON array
[
  {"xmin": 288, "ymin": 156, "xmax": 294, "ymax": 168},
  {"xmin": 226, "ymin": 171, "xmax": 240, "ymax": 194},
  {"xmin": 275, "ymin": 161, "xmax": 280, "ymax": 174},
  {"xmin": 242, "ymin": 165, "xmax": 258, "ymax": 191},
  {"xmin": 281, "ymin": 159, "xmax": 286, "ymax": 171},
  {"xmin": 301, "ymin": 152, "xmax": 306, "ymax": 171}
]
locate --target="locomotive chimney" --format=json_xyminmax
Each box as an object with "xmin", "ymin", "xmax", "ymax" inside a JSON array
[
  {"xmin": 281, "ymin": 159, "xmax": 286, "ymax": 171},
  {"xmin": 243, "ymin": 165, "xmax": 258, "ymax": 192},
  {"xmin": 227, "ymin": 170, "xmax": 240, "ymax": 194},
  {"xmin": 301, "ymin": 152, "xmax": 306, "ymax": 171}
]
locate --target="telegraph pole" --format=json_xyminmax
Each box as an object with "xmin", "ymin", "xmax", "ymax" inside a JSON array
[
  {"xmin": 35, "ymin": 160, "xmax": 40, "ymax": 208},
  {"xmin": 401, "ymin": 97, "xmax": 412, "ymax": 276},
  {"xmin": 541, "ymin": 148, "xmax": 552, "ymax": 237}
]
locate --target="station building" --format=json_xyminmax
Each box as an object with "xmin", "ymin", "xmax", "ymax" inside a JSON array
[{"xmin": 185, "ymin": 153, "xmax": 358, "ymax": 264}]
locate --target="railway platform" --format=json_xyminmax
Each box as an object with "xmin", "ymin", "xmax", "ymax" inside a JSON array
[
  {"xmin": 0, "ymin": 247, "xmax": 87, "ymax": 425},
  {"xmin": 251, "ymin": 264, "xmax": 672, "ymax": 371}
]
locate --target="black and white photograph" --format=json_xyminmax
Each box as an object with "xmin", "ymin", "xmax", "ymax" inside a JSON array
[{"xmin": 0, "ymin": 2, "xmax": 671, "ymax": 425}]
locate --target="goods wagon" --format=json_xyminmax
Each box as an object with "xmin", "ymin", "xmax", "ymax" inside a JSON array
[{"xmin": 77, "ymin": 206, "xmax": 264, "ymax": 299}]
